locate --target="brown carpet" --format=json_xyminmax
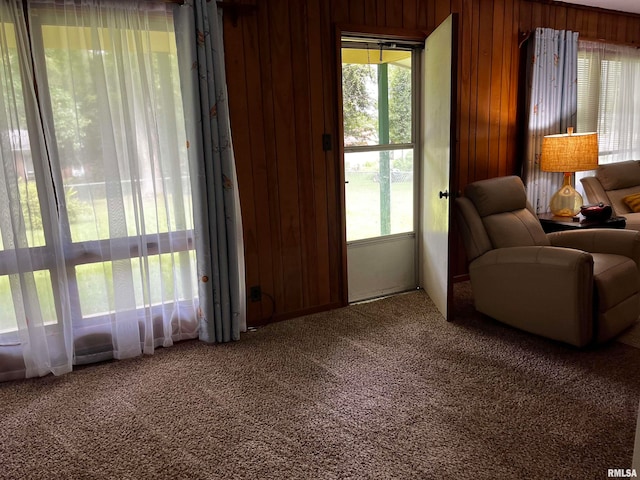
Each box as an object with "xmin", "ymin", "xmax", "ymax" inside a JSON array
[{"xmin": 1, "ymin": 282, "xmax": 639, "ymax": 479}]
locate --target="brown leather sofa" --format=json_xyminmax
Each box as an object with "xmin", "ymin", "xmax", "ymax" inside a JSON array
[
  {"xmin": 455, "ymin": 175, "xmax": 640, "ymax": 347},
  {"xmin": 581, "ymin": 160, "xmax": 640, "ymax": 231}
]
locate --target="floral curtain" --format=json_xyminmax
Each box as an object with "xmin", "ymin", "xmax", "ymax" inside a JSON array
[
  {"xmin": 523, "ymin": 28, "xmax": 579, "ymax": 213},
  {"xmin": 174, "ymin": 1, "xmax": 246, "ymax": 343}
]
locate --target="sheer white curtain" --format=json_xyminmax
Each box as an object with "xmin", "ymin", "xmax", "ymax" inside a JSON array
[
  {"xmin": 522, "ymin": 28, "xmax": 579, "ymax": 213},
  {"xmin": 0, "ymin": 1, "xmax": 73, "ymax": 381},
  {"xmin": 577, "ymin": 40, "xmax": 640, "ymax": 165},
  {"xmin": 0, "ymin": 0, "xmax": 200, "ymax": 381}
]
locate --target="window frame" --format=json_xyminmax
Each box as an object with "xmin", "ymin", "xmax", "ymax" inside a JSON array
[
  {"xmin": 0, "ymin": 2, "xmax": 195, "ymax": 336},
  {"xmin": 577, "ymin": 39, "xmax": 640, "ymax": 164}
]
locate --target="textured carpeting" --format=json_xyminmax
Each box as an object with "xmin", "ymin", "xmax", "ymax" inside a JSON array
[{"xmin": 1, "ymin": 283, "xmax": 640, "ymax": 479}]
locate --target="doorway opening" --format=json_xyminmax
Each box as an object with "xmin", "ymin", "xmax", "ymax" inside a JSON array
[
  {"xmin": 339, "ymin": 15, "xmax": 458, "ymax": 319},
  {"xmin": 341, "ymin": 37, "xmax": 421, "ymax": 303}
]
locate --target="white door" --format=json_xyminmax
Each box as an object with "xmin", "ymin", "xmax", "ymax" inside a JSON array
[{"xmin": 419, "ymin": 14, "xmax": 457, "ymax": 320}]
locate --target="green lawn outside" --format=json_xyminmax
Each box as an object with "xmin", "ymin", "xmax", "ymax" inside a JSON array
[
  {"xmin": 345, "ymin": 171, "xmax": 413, "ymax": 242},
  {"xmin": 0, "ymin": 251, "xmax": 197, "ymax": 334},
  {"xmin": 1, "ymin": 175, "xmax": 413, "ymax": 332},
  {"xmin": 0, "ymin": 271, "xmax": 56, "ymax": 332},
  {"xmin": 0, "ymin": 189, "xmax": 196, "ymax": 334}
]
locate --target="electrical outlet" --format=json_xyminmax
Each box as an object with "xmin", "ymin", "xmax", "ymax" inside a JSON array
[{"xmin": 249, "ymin": 286, "xmax": 262, "ymax": 302}]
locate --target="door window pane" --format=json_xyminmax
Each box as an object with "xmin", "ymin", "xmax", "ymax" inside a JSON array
[
  {"xmin": 342, "ymin": 43, "xmax": 415, "ymax": 242},
  {"xmin": 342, "ymin": 49, "xmax": 412, "ymax": 147},
  {"xmin": 345, "ymin": 149, "xmax": 414, "ymax": 241}
]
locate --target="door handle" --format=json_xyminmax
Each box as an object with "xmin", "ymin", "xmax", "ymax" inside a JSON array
[{"xmin": 439, "ymin": 190, "xmax": 449, "ymax": 199}]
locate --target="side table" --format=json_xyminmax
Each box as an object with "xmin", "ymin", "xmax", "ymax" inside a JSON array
[{"xmin": 537, "ymin": 213, "xmax": 627, "ymax": 233}]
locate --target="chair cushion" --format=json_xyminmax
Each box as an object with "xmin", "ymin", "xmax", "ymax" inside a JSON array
[
  {"xmin": 464, "ymin": 175, "xmax": 549, "ymax": 248},
  {"xmin": 591, "ymin": 253, "xmax": 639, "ymax": 313},
  {"xmin": 465, "ymin": 176, "xmax": 528, "ymax": 217},
  {"xmin": 455, "ymin": 197, "xmax": 493, "ymax": 262},
  {"xmin": 596, "ymin": 160, "xmax": 640, "ymax": 191},
  {"xmin": 483, "ymin": 209, "xmax": 550, "ymax": 248}
]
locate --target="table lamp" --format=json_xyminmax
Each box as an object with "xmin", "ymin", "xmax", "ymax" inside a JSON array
[{"xmin": 541, "ymin": 127, "xmax": 598, "ymax": 217}]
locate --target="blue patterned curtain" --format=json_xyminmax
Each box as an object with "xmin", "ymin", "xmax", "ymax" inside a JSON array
[
  {"xmin": 174, "ymin": 1, "xmax": 246, "ymax": 343},
  {"xmin": 523, "ymin": 28, "xmax": 579, "ymax": 213}
]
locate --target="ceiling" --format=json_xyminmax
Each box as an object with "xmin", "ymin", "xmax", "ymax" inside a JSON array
[{"xmin": 557, "ymin": 0, "xmax": 640, "ymax": 15}]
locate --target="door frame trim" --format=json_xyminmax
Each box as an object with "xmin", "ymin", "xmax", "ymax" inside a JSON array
[{"xmin": 446, "ymin": 14, "xmax": 459, "ymax": 320}]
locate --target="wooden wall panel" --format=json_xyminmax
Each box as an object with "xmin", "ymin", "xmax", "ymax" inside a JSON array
[
  {"xmin": 225, "ymin": 0, "xmax": 640, "ymax": 326},
  {"xmin": 476, "ymin": 0, "xmax": 494, "ymax": 179},
  {"xmin": 376, "ymin": 0, "xmax": 387, "ymax": 26},
  {"xmin": 224, "ymin": 14, "xmax": 260, "ymax": 321},
  {"xmin": 468, "ymin": 0, "xmax": 481, "ymax": 179},
  {"xmin": 403, "ymin": 0, "xmax": 418, "ymax": 29},
  {"xmin": 506, "ymin": 0, "xmax": 520, "ymax": 179},
  {"xmin": 456, "ymin": 0, "xmax": 469, "ymax": 190},
  {"xmin": 387, "ymin": 1, "xmax": 404, "ymax": 27},
  {"xmin": 243, "ymin": 15, "xmax": 277, "ymax": 322},
  {"xmin": 488, "ymin": 0, "xmax": 504, "ymax": 178},
  {"xmin": 416, "ymin": 0, "xmax": 429, "ymax": 29},
  {"xmin": 254, "ymin": 0, "xmax": 286, "ymax": 317},
  {"xmin": 289, "ymin": 0, "xmax": 317, "ymax": 308},
  {"xmin": 320, "ymin": 0, "xmax": 343, "ymax": 307},
  {"xmin": 269, "ymin": 0, "xmax": 306, "ymax": 314},
  {"xmin": 363, "ymin": 0, "xmax": 377, "ymax": 25},
  {"xmin": 307, "ymin": 0, "xmax": 332, "ymax": 307},
  {"xmin": 349, "ymin": 0, "xmax": 366, "ymax": 24},
  {"xmin": 436, "ymin": 0, "xmax": 452, "ymax": 25}
]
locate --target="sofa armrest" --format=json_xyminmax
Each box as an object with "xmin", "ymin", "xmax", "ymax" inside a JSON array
[
  {"xmin": 471, "ymin": 246, "xmax": 594, "ymax": 294},
  {"xmin": 621, "ymin": 213, "xmax": 640, "ymax": 232},
  {"xmin": 581, "ymin": 176, "xmax": 611, "ymax": 206},
  {"xmin": 547, "ymin": 229, "xmax": 640, "ymax": 268},
  {"xmin": 470, "ymin": 246, "xmax": 594, "ymax": 346}
]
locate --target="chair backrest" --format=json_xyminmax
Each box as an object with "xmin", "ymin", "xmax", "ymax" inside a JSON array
[{"xmin": 455, "ymin": 176, "xmax": 549, "ymax": 262}]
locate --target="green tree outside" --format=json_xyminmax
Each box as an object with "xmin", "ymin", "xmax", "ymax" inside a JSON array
[
  {"xmin": 342, "ymin": 61, "xmax": 412, "ymax": 149},
  {"xmin": 342, "ymin": 63, "xmax": 377, "ymax": 146},
  {"xmin": 388, "ymin": 64, "xmax": 412, "ymax": 145}
]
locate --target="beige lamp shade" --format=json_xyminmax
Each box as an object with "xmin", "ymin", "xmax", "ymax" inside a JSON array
[{"xmin": 541, "ymin": 129, "xmax": 599, "ymax": 173}]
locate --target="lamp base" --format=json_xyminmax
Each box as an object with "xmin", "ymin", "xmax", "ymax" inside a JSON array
[{"xmin": 549, "ymin": 173, "xmax": 583, "ymax": 217}]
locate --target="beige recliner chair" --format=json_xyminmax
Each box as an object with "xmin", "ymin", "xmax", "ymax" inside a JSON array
[{"xmin": 455, "ymin": 175, "xmax": 640, "ymax": 347}]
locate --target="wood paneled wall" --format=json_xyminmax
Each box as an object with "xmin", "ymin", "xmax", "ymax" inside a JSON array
[{"xmin": 224, "ymin": 0, "xmax": 640, "ymax": 326}]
